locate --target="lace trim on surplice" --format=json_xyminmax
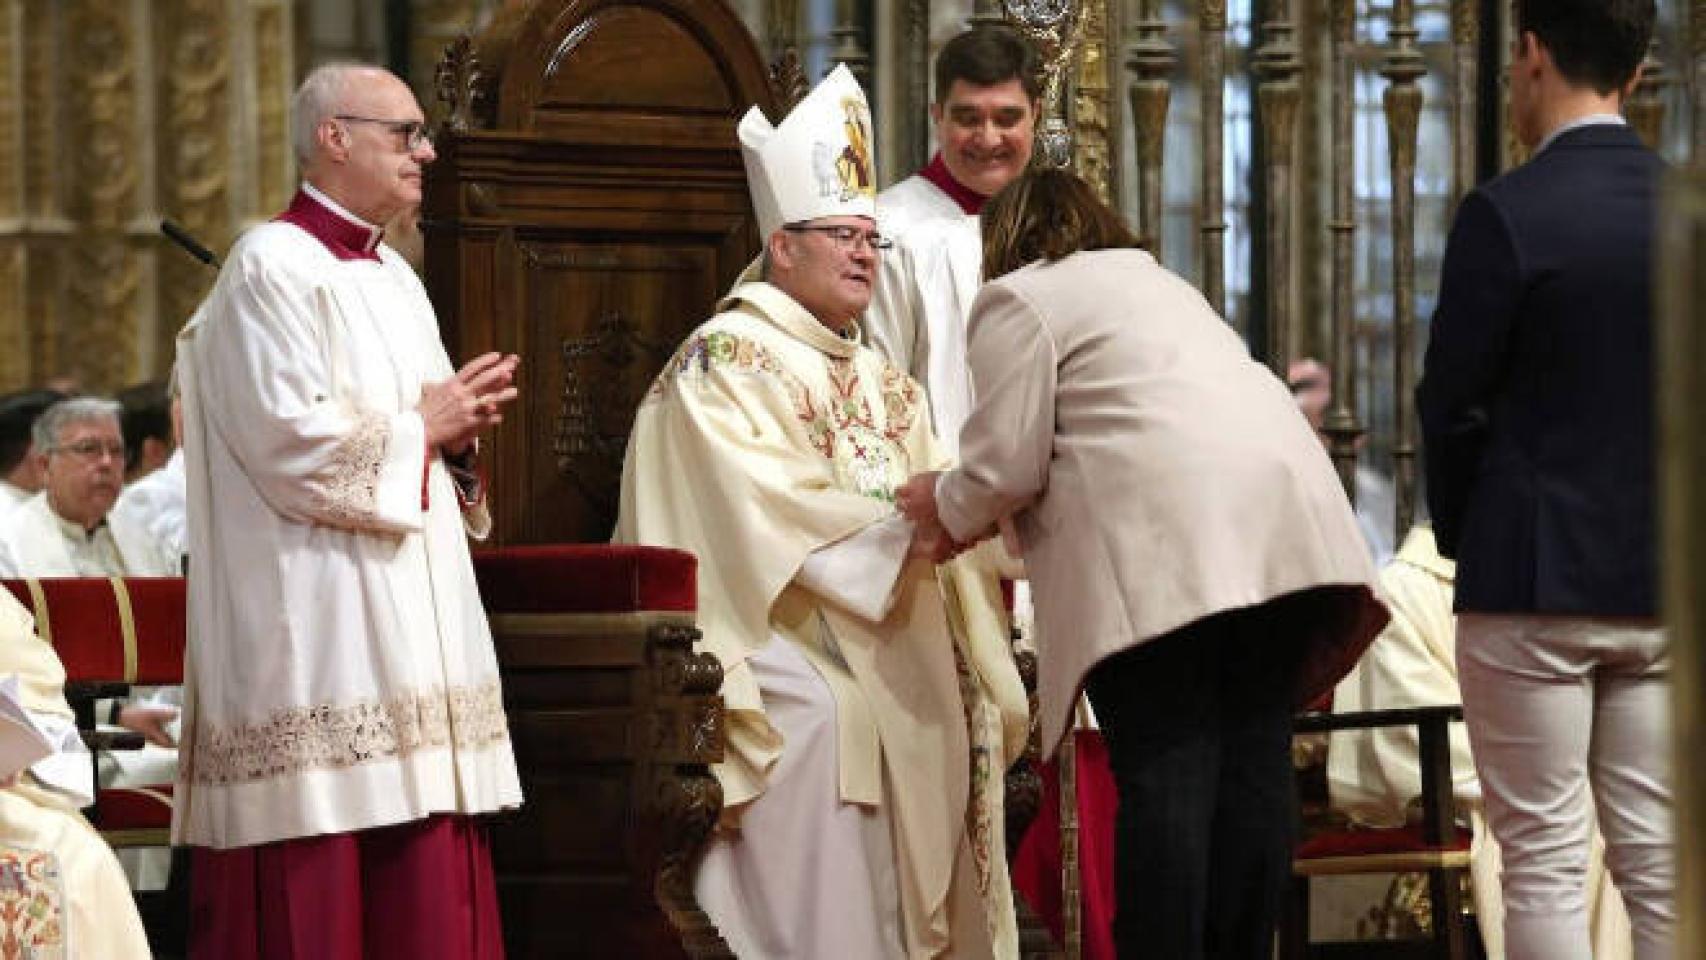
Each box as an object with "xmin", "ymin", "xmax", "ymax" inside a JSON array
[
  {"xmin": 183, "ymin": 679, "xmax": 510, "ymax": 785},
  {"xmin": 312, "ymin": 410, "xmax": 390, "ymax": 524}
]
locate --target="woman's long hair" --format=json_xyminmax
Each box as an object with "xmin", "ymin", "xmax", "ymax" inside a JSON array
[{"xmin": 980, "ymin": 166, "xmax": 1144, "ymax": 281}]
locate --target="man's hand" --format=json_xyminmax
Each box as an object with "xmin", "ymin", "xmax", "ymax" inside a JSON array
[
  {"xmin": 907, "ymin": 519, "xmax": 964, "ymax": 565},
  {"xmin": 417, "ymin": 352, "xmax": 521, "ymax": 455},
  {"xmin": 117, "ymin": 704, "xmax": 179, "ymax": 748},
  {"xmin": 896, "ymin": 471, "xmax": 943, "ymax": 529}
]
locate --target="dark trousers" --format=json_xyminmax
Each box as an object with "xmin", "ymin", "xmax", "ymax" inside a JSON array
[{"xmin": 1085, "ymin": 604, "xmax": 1302, "ymax": 960}]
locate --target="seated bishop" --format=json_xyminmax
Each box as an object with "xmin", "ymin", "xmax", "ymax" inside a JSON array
[{"xmin": 615, "ymin": 64, "xmax": 1029, "ymax": 960}]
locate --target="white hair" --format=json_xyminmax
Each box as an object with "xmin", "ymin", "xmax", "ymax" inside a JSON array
[
  {"xmin": 33, "ymin": 397, "xmax": 121, "ymax": 452},
  {"xmin": 291, "ymin": 62, "xmax": 378, "ymax": 167}
]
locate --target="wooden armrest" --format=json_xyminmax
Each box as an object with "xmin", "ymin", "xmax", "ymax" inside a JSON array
[
  {"xmin": 63, "ymin": 681, "xmax": 132, "ymax": 732},
  {"xmin": 83, "ymin": 730, "xmax": 147, "ymax": 751},
  {"xmin": 1293, "ymin": 704, "xmax": 1463, "ymax": 734},
  {"xmin": 1295, "ymin": 703, "xmax": 1466, "ymax": 848}
]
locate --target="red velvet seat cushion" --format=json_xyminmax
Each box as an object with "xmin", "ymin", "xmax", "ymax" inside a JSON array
[
  {"xmin": 2, "ymin": 577, "xmax": 186, "ymax": 684},
  {"xmin": 1296, "ymin": 823, "xmax": 1471, "ymax": 860},
  {"xmin": 472, "ymin": 545, "xmax": 697, "ymax": 614},
  {"xmin": 95, "ymin": 783, "xmax": 174, "ymax": 831}
]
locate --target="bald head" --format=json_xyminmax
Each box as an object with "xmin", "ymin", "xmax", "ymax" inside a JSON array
[{"xmin": 292, "ymin": 63, "xmax": 435, "ymax": 225}]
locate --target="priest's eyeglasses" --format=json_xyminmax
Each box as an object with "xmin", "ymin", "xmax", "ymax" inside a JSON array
[
  {"xmin": 56, "ymin": 439, "xmax": 126, "ymax": 462},
  {"xmin": 334, "ymin": 115, "xmax": 432, "ymax": 151},
  {"xmin": 784, "ymin": 224, "xmax": 893, "ymax": 252}
]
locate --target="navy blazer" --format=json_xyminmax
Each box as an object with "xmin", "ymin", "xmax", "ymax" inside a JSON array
[{"xmin": 1418, "ymin": 123, "xmax": 1665, "ymax": 616}]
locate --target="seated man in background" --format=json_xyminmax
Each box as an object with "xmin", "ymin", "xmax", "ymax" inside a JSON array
[
  {"xmin": 0, "ymin": 587, "xmax": 151, "ymax": 957},
  {"xmin": 0, "ymin": 397, "xmax": 178, "ymax": 581},
  {"xmin": 0, "ymin": 389, "xmax": 66, "ymax": 518},
  {"xmin": 0, "ymin": 395, "xmax": 181, "ymax": 891},
  {"xmin": 1330, "ymin": 523, "xmax": 1631, "ymax": 958}
]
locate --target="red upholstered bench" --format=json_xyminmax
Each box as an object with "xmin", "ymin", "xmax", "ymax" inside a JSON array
[{"xmin": 2, "ymin": 577, "xmax": 187, "ymax": 848}]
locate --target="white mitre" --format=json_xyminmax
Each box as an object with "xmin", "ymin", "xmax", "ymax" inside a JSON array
[{"xmin": 737, "ymin": 63, "xmax": 877, "ymax": 239}]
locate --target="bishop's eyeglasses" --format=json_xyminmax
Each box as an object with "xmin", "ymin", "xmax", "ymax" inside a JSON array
[
  {"xmin": 783, "ymin": 224, "xmax": 893, "ymax": 252},
  {"xmin": 335, "ymin": 115, "xmax": 432, "ymax": 151}
]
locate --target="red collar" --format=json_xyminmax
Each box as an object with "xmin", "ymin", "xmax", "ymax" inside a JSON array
[
  {"xmin": 920, "ymin": 153, "xmax": 988, "ymax": 215},
  {"xmin": 274, "ymin": 188, "xmax": 384, "ymax": 262}
]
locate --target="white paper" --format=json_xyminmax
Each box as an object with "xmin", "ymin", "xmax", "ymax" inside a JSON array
[{"xmin": 0, "ymin": 674, "xmax": 56, "ymax": 782}]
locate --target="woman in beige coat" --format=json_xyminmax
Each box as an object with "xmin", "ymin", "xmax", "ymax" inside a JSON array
[{"xmin": 898, "ymin": 168, "xmax": 1387, "ymax": 959}]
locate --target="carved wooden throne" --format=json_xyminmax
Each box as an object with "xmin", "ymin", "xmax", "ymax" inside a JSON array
[
  {"xmin": 424, "ymin": 0, "xmax": 779, "ymax": 547},
  {"xmin": 424, "ymin": 1, "xmax": 776, "ymax": 955}
]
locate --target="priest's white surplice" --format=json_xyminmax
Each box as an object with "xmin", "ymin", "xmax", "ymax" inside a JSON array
[
  {"xmin": 867, "ymin": 175, "xmax": 982, "ymax": 452},
  {"xmin": 172, "ymin": 218, "xmax": 522, "ymax": 850}
]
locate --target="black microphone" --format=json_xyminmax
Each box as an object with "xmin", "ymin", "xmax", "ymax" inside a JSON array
[{"xmin": 159, "ymin": 219, "xmax": 220, "ymax": 268}]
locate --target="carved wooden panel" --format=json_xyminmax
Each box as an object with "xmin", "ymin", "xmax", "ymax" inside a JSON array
[
  {"xmin": 425, "ymin": 0, "xmax": 775, "ymax": 548},
  {"xmin": 516, "ymin": 239, "xmax": 718, "ymax": 542}
]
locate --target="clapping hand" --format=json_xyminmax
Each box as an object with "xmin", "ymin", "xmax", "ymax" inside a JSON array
[{"xmin": 418, "ymin": 352, "xmax": 521, "ymax": 455}]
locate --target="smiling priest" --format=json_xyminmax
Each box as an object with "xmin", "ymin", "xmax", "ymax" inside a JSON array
[{"xmin": 616, "ymin": 65, "xmax": 1028, "ymax": 960}]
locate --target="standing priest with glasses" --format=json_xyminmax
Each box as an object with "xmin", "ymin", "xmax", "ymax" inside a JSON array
[{"xmin": 173, "ymin": 62, "xmax": 523, "ymax": 960}]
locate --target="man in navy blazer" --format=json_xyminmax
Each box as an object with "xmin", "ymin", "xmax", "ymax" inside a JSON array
[{"xmin": 1417, "ymin": 2, "xmax": 1671, "ymax": 957}]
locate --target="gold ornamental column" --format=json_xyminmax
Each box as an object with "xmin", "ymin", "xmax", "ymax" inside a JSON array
[
  {"xmin": 155, "ymin": 0, "xmax": 232, "ymax": 365},
  {"xmin": 10, "ymin": 0, "xmax": 77, "ymax": 389},
  {"xmin": 0, "ymin": 0, "xmax": 27, "ymax": 388},
  {"xmin": 1070, "ymin": 0, "xmax": 1116, "ymax": 203},
  {"xmin": 65, "ymin": 0, "xmax": 154, "ymax": 392},
  {"xmin": 1658, "ymin": 166, "xmax": 1706, "ymax": 960}
]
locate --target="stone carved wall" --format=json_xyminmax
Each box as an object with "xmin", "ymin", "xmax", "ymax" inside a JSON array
[{"xmin": 0, "ymin": 0, "xmax": 294, "ymax": 394}]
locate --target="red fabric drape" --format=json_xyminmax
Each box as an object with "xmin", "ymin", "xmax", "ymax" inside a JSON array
[{"xmin": 1010, "ymin": 729, "xmax": 1120, "ymax": 960}]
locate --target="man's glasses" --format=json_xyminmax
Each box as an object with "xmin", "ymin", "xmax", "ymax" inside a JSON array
[
  {"xmin": 335, "ymin": 115, "xmax": 431, "ymax": 151},
  {"xmin": 784, "ymin": 224, "xmax": 893, "ymax": 252},
  {"xmin": 55, "ymin": 439, "xmax": 126, "ymax": 462}
]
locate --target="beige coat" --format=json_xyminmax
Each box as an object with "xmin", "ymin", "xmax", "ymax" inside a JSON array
[{"xmin": 936, "ymin": 248, "xmax": 1388, "ymax": 755}]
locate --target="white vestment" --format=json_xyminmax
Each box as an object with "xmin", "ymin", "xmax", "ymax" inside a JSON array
[
  {"xmin": 617, "ymin": 282, "xmax": 1027, "ymax": 959},
  {"xmin": 0, "ymin": 481, "xmax": 28, "ymax": 518},
  {"xmin": 0, "ymin": 492, "xmax": 176, "ymax": 579},
  {"xmin": 1329, "ymin": 526, "xmax": 1631, "ymax": 959},
  {"xmin": 0, "ymin": 589, "xmax": 151, "ymax": 959},
  {"xmin": 112, "ymin": 448, "xmax": 186, "ymax": 571},
  {"xmin": 173, "ymin": 193, "xmax": 522, "ymax": 850},
  {"xmin": 867, "ymin": 175, "xmax": 982, "ymax": 452}
]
